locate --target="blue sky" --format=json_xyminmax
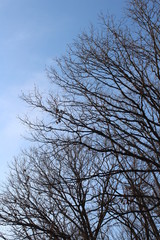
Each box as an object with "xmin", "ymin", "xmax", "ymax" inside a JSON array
[{"xmin": 0, "ymin": 0, "xmax": 125, "ymax": 182}]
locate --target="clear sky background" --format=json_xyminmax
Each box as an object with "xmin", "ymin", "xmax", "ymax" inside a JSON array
[{"xmin": 0, "ymin": 0, "xmax": 125, "ymax": 183}]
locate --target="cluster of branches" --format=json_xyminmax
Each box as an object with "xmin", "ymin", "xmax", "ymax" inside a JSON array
[{"xmin": 0, "ymin": 0, "xmax": 159, "ymax": 239}]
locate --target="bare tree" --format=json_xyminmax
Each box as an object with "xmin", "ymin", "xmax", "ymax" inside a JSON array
[
  {"xmin": 21, "ymin": 0, "xmax": 159, "ymax": 164},
  {"xmin": 0, "ymin": 0, "xmax": 159, "ymax": 239},
  {"xmin": 0, "ymin": 146, "xmax": 120, "ymax": 240}
]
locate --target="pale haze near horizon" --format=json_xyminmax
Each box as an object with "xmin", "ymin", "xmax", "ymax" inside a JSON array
[{"xmin": 0, "ymin": 0, "xmax": 125, "ymax": 183}]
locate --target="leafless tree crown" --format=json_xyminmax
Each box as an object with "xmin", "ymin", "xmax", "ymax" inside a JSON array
[{"xmin": 0, "ymin": 0, "xmax": 159, "ymax": 239}]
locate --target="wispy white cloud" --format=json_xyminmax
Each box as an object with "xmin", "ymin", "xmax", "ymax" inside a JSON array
[{"xmin": 0, "ymin": 70, "xmax": 50, "ymax": 183}]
